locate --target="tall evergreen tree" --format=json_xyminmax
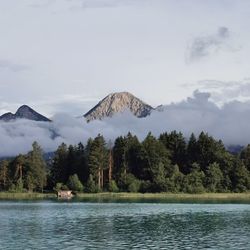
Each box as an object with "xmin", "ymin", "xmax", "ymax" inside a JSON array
[
  {"xmin": 205, "ymin": 162, "xmax": 223, "ymax": 192},
  {"xmin": 0, "ymin": 160, "xmax": 9, "ymax": 190},
  {"xmin": 26, "ymin": 142, "xmax": 47, "ymax": 192},
  {"xmin": 88, "ymin": 134, "xmax": 108, "ymax": 190},
  {"xmin": 187, "ymin": 133, "xmax": 198, "ymax": 169},
  {"xmin": 50, "ymin": 143, "xmax": 68, "ymax": 186},
  {"xmin": 142, "ymin": 133, "xmax": 173, "ymax": 191},
  {"xmin": 159, "ymin": 131, "xmax": 187, "ymax": 172}
]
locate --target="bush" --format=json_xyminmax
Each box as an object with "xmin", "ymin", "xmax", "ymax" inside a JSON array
[
  {"xmin": 118, "ymin": 173, "xmax": 141, "ymax": 192},
  {"xmin": 85, "ymin": 174, "xmax": 99, "ymax": 193},
  {"xmin": 128, "ymin": 180, "xmax": 141, "ymax": 193},
  {"xmin": 54, "ymin": 183, "xmax": 69, "ymax": 192},
  {"xmin": 67, "ymin": 174, "xmax": 84, "ymax": 192},
  {"xmin": 139, "ymin": 180, "xmax": 152, "ymax": 193},
  {"xmin": 108, "ymin": 180, "xmax": 119, "ymax": 192},
  {"xmin": 9, "ymin": 179, "xmax": 24, "ymax": 192}
]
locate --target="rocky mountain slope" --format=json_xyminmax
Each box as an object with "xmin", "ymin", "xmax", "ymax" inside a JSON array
[
  {"xmin": 84, "ymin": 92, "xmax": 154, "ymax": 121},
  {"xmin": 0, "ymin": 105, "xmax": 50, "ymax": 122}
]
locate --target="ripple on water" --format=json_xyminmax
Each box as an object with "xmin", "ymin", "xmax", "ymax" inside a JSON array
[{"xmin": 0, "ymin": 202, "xmax": 250, "ymax": 249}]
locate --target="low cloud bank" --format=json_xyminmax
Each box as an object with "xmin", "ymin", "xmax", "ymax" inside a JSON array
[{"xmin": 1, "ymin": 90, "xmax": 250, "ymax": 156}]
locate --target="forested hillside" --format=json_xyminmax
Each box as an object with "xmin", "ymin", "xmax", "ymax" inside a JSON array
[{"xmin": 1, "ymin": 131, "xmax": 250, "ymax": 193}]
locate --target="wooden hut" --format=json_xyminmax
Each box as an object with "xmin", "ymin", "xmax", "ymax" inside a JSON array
[{"xmin": 57, "ymin": 190, "xmax": 73, "ymax": 199}]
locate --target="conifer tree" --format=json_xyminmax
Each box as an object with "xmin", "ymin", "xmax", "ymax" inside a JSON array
[
  {"xmin": 51, "ymin": 143, "xmax": 68, "ymax": 185},
  {"xmin": 0, "ymin": 160, "xmax": 9, "ymax": 190},
  {"xmin": 26, "ymin": 142, "xmax": 47, "ymax": 192},
  {"xmin": 88, "ymin": 134, "xmax": 108, "ymax": 190}
]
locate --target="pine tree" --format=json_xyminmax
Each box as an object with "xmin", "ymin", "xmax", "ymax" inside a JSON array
[
  {"xmin": 231, "ymin": 160, "xmax": 250, "ymax": 192},
  {"xmin": 159, "ymin": 131, "xmax": 187, "ymax": 172},
  {"xmin": 205, "ymin": 162, "xmax": 223, "ymax": 192},
  {"xmin": 67, "ymin": 174, "xmax": 84, "ymax": 192},
  {"xmin": 183, "ymin": 163, "xmax": 205, "ymax": 193},
  {"xmin": 88, "ymin": 135, "xmax": 108, "ymax": 190},
  {"xmin": 26, "ymin": 142, "xmax": 47, "ymax": 192},
  {"xmin": 0, "ymin": 160, "xmax": 9, "ymax": 190},
  {"xmin": 50, "ymin": 143, "xmax": 68, "ymax": 186},
  {"xmin": 187, "ymin": 133, "xmax": 198, "ymax": 169},
  {"xmin": 142, "ymin": 133, "xmax": 173, "ymax": 190}
]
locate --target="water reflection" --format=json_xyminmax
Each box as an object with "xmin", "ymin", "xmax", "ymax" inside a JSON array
[{"xmin": 0, "ymin": 202, "xmax": 249, "ymax": 249}]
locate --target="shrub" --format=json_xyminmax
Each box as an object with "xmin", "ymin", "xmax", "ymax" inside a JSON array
[
  {"xmin": 85, "ymin": 174, "xmax": 99, "ymax": 193},
  {"xmin": 67, "ymin": 174, "xmax": 84, "ymax": 192},
  {"xmin": 108, "ymin": 180, "xmax": 119, "ymax": 192},
  {"xmin": 54, "ymin": 183, "xmax": 69, "ymax": 192},
  {"xmin": 118, "ymin": 173, "xmax": 141, "ymax": 192}
]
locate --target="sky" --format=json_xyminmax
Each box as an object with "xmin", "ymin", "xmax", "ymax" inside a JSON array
[
  {"xmin": 1, "ymin": 0, "xmax": 250, "ymax": 156},
  {"xmin": 0, "ymin": 0, "xmax": 250, "ymax": 117}
]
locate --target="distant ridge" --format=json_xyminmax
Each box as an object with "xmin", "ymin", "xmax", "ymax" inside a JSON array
[
  {"xmin": 0, "ymin": 105, "xmax": 50, "ymax": 122},
  {"xmin": 84, "ymin": 92, "xmax": 154, "ymax": 121}
]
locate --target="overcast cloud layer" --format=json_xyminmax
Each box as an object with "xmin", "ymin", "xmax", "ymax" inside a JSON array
[
  {"xmin": 0, "ymin": 0, "xmax": 249, "ymax": 155},
  {"xmin": 0, "ymin": 0, "xmax": 249, "ymax": 115},
  {"xmin": 1, "ymin": 90, "xmax": 250, "ymax": 157}
]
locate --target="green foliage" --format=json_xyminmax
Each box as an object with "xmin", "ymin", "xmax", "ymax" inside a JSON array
[
  {"xmin": 9, "ymin": 178, "xmax": 24, "ymax": 193},
  {"xmin": 108, "ymin": 180, "xmax": 119, "ymax": 192},
  {"xmin": 1, "ymin": 131, "xmax": 250, "ymax": 194},
  {"xmin": 87, "ymin": 135, "xmax": 108, "ymax": 190},
  {"xmin": 205, "ymin": 163, "xmax": 223, "ymax": 192},
  {"xmin": 159, "ymin": 131, "xmax": 187, "ymax": 172},
  {"xmin": 85, "ymin": 174, "xmax": 99, "ymax": 193},
  {"xmin": 142, "ymin": 132, "xmax": 172, "ymax": 183},
  {"xmin": 118, "ymin": 173, "xmax": 141, "ymax": 192},
  {"xmin": 25, "ymin": 142, "xmax": 47, "ymax": 191},
  {"xmin": 0, "ymin": 160, "xmax": 9, "ymax": 190},
  {"xmin": 67, "ymin": 174, "xmax": 84, "ymax": 192},
  {"xmin": 54, "ymin": 183, "xmax": 69, "ymax": 191},
  {"xmin": 50, "ymin": 143, "xmax": 68, "ymax": 185},
  {"xmin": 183, "ymin": 163, "xmax": 205, "ymax": 193},
  {"xmin": 232, "ymin": 161, "xmax": 250, "ymax": 192},
  {"xmin": 139, "ymin": 180, "xmax": 152, "ymax": 193},
  {"xmin": 54, "ymin": 183, "xmax": 63, "ymax": 192},
  {"xmin": 166, "ymin": 165, "xmax": 184, "ymax": 192},
  {"xmin": 240, "ymin": 145, "xmax": 250, "ymax": 171}
]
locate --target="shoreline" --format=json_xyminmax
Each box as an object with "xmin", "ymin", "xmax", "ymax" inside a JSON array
[{"xmin": 0, "ymin": 192, "xmax": 250, "ymax": 201}]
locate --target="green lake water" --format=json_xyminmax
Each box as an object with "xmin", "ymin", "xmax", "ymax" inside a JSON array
[{"xmin": 0, "ymin": 201, "xmax": 250, "ymax": 249}]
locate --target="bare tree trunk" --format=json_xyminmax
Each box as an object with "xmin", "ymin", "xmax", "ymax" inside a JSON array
[
  {"xmin": 98, "ymin": 168, "xmax": 101, "ymax": 190},
  {"xmin": 108, "ymin": 150, "xmax": 113, "ymax": 183},
  {"xmin": 17, "ymin": 164, "xmax": 23, "ymax": 181},
  {"xmin": 124, "ymin": 167, "xmax": 127, "ymax": 182},
  {"xmin": 101, "ymin": 169, "xmax": 104, "ymax": 189},
  {"xmin": 3, "ymin": 167, "xmax": 6, "ymax": 188}
]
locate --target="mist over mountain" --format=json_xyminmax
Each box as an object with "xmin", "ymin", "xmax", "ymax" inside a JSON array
[{"xmin": 0, "ymin": 91, "xmax": 250, "ymax": 157}]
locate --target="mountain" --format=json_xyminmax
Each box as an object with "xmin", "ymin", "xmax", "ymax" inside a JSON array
[
  {"xmin": 0, "ymin": 105, "xmax": 50, "ymax": 122},
  {"xmin": 84, "ymin": 92, "xmax": 154, "ymax": 121}
]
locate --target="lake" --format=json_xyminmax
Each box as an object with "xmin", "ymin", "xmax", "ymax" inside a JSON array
[{"xmin": 0, "ymin": 201, "xmax": 250, "ymax": 249}]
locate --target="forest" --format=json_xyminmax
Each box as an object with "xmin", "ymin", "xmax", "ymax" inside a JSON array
[{"xmin": 0, "ymin": 131, "xmax": 250, "ymax": 194}]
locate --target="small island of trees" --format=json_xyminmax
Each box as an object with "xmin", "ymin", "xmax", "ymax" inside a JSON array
[{"xmin": 0, "ymin": 131, "xmax": 250, "ymax": 194}]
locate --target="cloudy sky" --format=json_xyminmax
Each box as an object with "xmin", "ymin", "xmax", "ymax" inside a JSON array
[{"xmin": 0, "ymin": 0, "xmax": 249, "ymax": 117}]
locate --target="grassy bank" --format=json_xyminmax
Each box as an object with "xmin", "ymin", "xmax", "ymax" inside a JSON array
[
  {"xmin": 1, "ymin": 192, "xmax": 250, "ymax": 201},
  {"xmin": 0, "ymin": 192, "xmax": 56, "ymax": 200},
  {"xmin": 75, "ymin": 192, "xmax": 250, "ymax": 202}
]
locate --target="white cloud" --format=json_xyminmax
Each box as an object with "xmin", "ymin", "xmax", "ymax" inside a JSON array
[
  {"xmin": 186, "ymin": 27, "xmax": 235, "ymax": 63},
  {"xmin": 0, "ymin": 60, "xmax": 29, "ymax": 72},
  {"xmin": 183, "ymin": 79, "xmax": 250, "ymax": 104},
  {"xmin": 1, "ymin": 90, "xmax": 250, "ymax": 157}
]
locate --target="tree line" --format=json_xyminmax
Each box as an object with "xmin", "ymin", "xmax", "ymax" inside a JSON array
[{"xmin": 0, "ymin": 131, "xmax": 250, "ymax": 193}]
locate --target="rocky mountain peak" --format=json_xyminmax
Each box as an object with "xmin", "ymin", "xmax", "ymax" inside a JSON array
[
  {"xmin": 84, "ymin": 92, "xmax": 154, "ymax": 121},
  {"xmin": 0, "ymin": 105, "xmax": 50, "ymax": 122},
  {"xmin": 16, "ymin": 105, "xmax": 33, "ymax": 115}
]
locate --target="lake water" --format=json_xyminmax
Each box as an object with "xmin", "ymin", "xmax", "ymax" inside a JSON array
[{"xmin": 0, "ymin": 201, "xmax": 250, "ymax": 249}]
